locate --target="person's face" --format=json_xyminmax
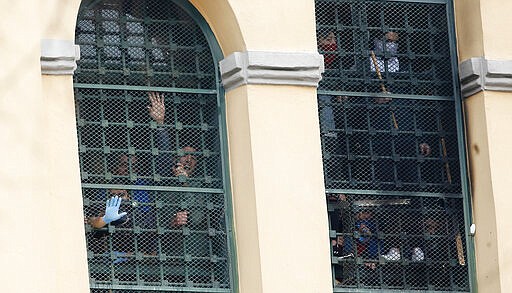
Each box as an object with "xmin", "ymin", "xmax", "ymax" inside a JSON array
[
  {"xmin": 357, "ymin": 210, "xmax": 372, "ymax": 220},
  {"xmin": 110, "ymin": 189, "xmax": 129, "ymax": 200},
  {"xmin": 336, "ymin": 236, "xmax": 344, "ymax": 246},
  {"xmin": 336, "ymin": 193, "xmax": 347, "ymax": 201},
  {"xmin": 116, "ymin": 155, "xmax": 137, "ymax": 176},
  {"xmin": 178, "ymin": 146, "xmax": 197, "ymax": 174},
  {"xmin": 385, "ymin": 31, "xmax": 398, "ymax": 42},
  {"xmin": 425, "ymin": 219, "xmax": 440, "ymax": 234},
  {"xmin": 320, "ymin": 32, "xmax": 336, "ymax": 46},
  {"xmin": 326, "ymin": 32, "xmax": 336, "ymax": 43}
]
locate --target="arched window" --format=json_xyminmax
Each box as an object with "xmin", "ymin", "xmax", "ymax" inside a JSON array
[
  {"xmin": 315, "ymin": 0, "xmax": 473, "ymax": 291},
  {"xmin": 74, "ymin": 0, "xmax": 235, "ymax": 291}
]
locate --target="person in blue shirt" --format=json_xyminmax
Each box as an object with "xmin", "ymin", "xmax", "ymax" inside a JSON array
[{"xmin": 86, "ymin": 153, "xmax": 156, "ymax": 260}]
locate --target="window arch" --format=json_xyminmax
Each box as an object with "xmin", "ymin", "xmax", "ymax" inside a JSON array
[{"xmin": 74, "ymin": 0, "xmax": 235, "ymax": 291}]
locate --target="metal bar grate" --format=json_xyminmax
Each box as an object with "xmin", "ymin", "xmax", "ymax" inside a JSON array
[
  {"xmin": 316, "ymin": 0, "xmax": 471, "ymax": 291},
  {"xmin": 74, "ymin": 0, "xmax": 233, "ymax": 291}
]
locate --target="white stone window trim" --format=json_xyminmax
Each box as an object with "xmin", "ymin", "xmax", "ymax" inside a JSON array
[
  {"xmin": 41, "ymin": 39, "xmax": 81, "ymax": 75},
  {"xmin": 460, "ymin": 57, "xmax": 512, "ymax": 98},
  {"xmin": 220, "ymin": 51, "xmax": 325, "ymax": 91}
]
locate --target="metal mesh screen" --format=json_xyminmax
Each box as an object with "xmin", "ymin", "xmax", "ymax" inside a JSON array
[
  {"xmin": 320, "ymin": 96, "xmax": 461, "ymax": 193},
  {"xmin": 316, "ymin": 0, "xmax": 471, "ymax": 291},
  {"xmin": 328, "ymin": 194, "xmax": 469, "ymax": 291},
  {"xmin": 74, "ymin": 1, "xmax": 232, "ymax": 292},
  {"xmin": 75, "ymin": 0, "xmax": 216, "ymax": 89},
  {"xmin": 317, "ymin": 0, "xmax": 453, "ymax": 97}
]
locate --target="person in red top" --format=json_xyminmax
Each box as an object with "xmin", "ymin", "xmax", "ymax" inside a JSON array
[
  {"xmin": 318, "ymin": 31, "xmax": 338, "ymax": 69},
  {"xmin": 318, "ymin": 31, "xmax": 339, "ymax": 137}
]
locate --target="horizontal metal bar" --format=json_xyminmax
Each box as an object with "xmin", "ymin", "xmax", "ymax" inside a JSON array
[
  {"xmin": 317, "ymin": 91, "xmax": 454, "ymax": 101},
  {"xmin": 387, "ymin": 0, "xmax": 448, "ymax": 4},
  {"xmin": 317, "ymin": 0, "xmax": 448, "ymax": 4},
  {"xmin": 329, "ymin": 154, "xmax": 460, "ymax": 162},
  {"xmin": 330, "ymin": 229, "xmax": 459, "ymax": 239},
  {"xmin": 80, "ymin": 121, "xmax": 219, "ymax": 131},
  {"xmin": 79, "ymin": 147, "xmax": 220, "ymax": 155},
  {"xmin": 319, "ymin": 25, "xmax": 448, "ymax": 34},
  {"xmin": 332, "ymin": 129, "xmax": 457, "ymax": 136},
  {"xmin": 74, "ymin": 83, "xmax": 217, "ymax": 94},
  {"xmin": 325, "ymin": 189, "xmax": 462, "ymax": 198},
  {"xmin": 82, "ymin": 183, "xmax": 224, "ymax": 194},
  {"xmin": 91, "ymin": 284, "xmax": 231, "ymax": 292},
  {"xmin": 333, "ymin": 287, "xmax": 467, "ymax": 293}
]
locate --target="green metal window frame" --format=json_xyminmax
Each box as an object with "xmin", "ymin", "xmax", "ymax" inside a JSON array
[
  {"xmin": 315, "ymin": 0, "xmax": 476, "ymax": 291},
  {"xmin": 74, "ymin": 0, "xmax": 238, "ymax": 291}
]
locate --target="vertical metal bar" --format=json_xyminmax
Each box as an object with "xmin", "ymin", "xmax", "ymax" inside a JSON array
[
  {"xmin": 76, "ymin": 91, "xmax": 86, "ymax": 182},
  {"xmin": 446, "ymin": 0, "xmax": 476, "ymax": 290},
  {"xmin": 119, "ymin": 6, "xmax": 128, "ymax": 87},
  {"xmin": 148, "ymin": 93, "xmax": 158, "ymax": 180},
  {"xmin": 124, "ymin": 91, "xmax": 133, "ymax": 179},
  {"xmin": 198, "ymin": 95, "xmax": 207, "ymax": 180},
  {"xmin": 404, "ymin": 7, "xmax": 415, "ymax": 95},
  {"xmin": 206, "ymin": 202, "xmax": 215, "ymax": 283},
  {"xmin": 413, "ymin": 101, "xmax": 421, "ymax": 184},
  {"xmin": 154, "ymin": 191, "xmax": 165, "ymax": 285},
  {"xmin": 172, "ymin": 92, "xmax": 180, "ymax": 151},
  {"xmin": 99, "ymin": 89, "xmax": 109, "ymax": 179}
]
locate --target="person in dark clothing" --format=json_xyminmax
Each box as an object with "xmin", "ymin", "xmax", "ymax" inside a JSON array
[
  {"xmin": 328, "ymin": 194, "xmax": 355, "ymax": 285},
  {"xmin": 148, "ymin": 92, "xmax": 227, "ymax": 284}
]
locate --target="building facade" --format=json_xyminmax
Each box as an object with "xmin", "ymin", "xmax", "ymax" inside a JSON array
[{"xmin": 0, "ymin": 0, "xmax": 511, "ymax": 292}]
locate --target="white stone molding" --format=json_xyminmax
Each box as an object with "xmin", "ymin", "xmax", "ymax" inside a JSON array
[
  {"xmin": 460, "ymin": 57, "xmax": 512, "ymax": 98},
  {"xmin": 41, "ymin": 39, "xmax": 81, "ymax": 75},
  {"xmin": 219, "ymin": 51, "xmax": 325, "ymax": 91}
]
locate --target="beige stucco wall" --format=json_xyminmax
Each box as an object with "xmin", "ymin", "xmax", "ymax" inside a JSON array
[
  {"xmin": 483, "ymin": 92, "xmax": 512, "ymax": 290},
  {"xmin": 188, "ymin": 0, "xmax": 245, "ymax": 55},
  {"xmin": 225, "ymin": 85, "xmax": 332, "ymax": 292},
  {"xmin": 190, "ymin": 0, "xmax": 318, "ymax": 55},
  {"xmin": 191, "ymin": 1, "xmax": 332, "ymax": 292},
  {"xmin": 455, "ymin": 0, "xmax": 512, "ymax": 291},
  {"xmin": 6, "ymin": 0, "xmax": 512, "ymax": 292},
  {"xmin": 454, "ymin": 0, "xmax": 484, "ymax": 61},
  {"xmin": 455, "ymin": 0, "xmax": 512, "ymax": 60},
  {"xmin": 479, "ymin": 0, "xmax": 512, "ymax": 59},
  {"xmin": 464, "ymin": 91, "xmax": 512, "ymax": 292},
  {"xmin": 463, "ymin": 93, "xmax": 500, "ymax": 292},
  {"xmin": 0, "ymin": 0, "xmax": 329, "ymax": 292},
  {"xmin": 0, "ymin": 0, "xmax": 88, "ymax": 292}
]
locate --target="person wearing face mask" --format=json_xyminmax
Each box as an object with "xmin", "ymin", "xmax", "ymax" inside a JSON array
[{"xmin": 370, "ymin": 31, "xmax": 399, "ymax": 73}]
